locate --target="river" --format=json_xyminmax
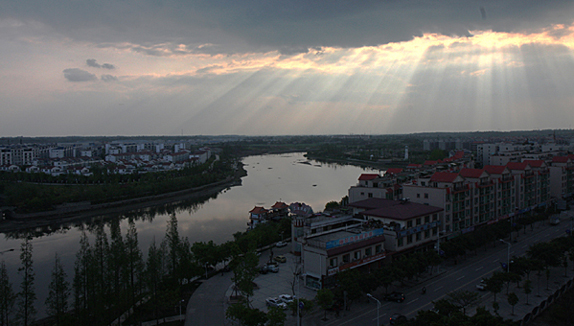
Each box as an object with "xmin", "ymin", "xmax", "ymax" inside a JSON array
[{"xmin": 0, "ymin": 152, "xmax": 381, "ymax": 317}]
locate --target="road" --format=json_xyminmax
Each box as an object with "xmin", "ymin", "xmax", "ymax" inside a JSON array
[{"xmin": 321, "ymin": 219, "xmax": 570, "ymax": 326}]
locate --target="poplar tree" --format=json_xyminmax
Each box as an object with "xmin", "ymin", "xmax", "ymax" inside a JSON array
[
  {"xmin": 0, "ymin": 261, "xmax": 15, "ymax": 326},
  {"xmin": 146, "ymin": 240, "xmax": 163, "ymax": 323},
  {"xmin": 18, "ymin": 237, "xmax": 36, "ymax": 326},
  {"xmin": 125, "ymin": 220, "xmax": 143, "ymax": 307},
  {"xmin": 108, "ymin": 219, "xmax": 126, "ymax": 306},
  {"xmin": 73, "ymin": 232, "xmax": 91, "ymax": 324},
  {"xmin": 164, "ymin": 213, "xmax": 181, "ymax": 280},
  {"xmin": 45, "ymin": 254, "xmax": 70, "ymax": 325},
  {"xmin": 92, "ymin": 224, "xmax": 110, "ymax": 324}
]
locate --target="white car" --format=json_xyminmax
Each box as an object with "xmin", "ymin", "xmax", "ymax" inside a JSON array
[
  {"xmin": 275, "ymin": 241, "xmax": 287, "ymax": 248},
  {"xmin": 266, "ymin": 297, "xmax": 287, "ymax": 309},
  {"xmin": 476, "ymin": 279, "xmax": 486, "ymax": 291},
  {"xmin": 279, "ymin": 294, "xmax": 296, "ymax": 304}
]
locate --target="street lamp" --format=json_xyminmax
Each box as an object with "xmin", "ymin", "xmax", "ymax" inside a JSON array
[
  {"xmin": 179, "ymin": 299, "xmax": 185, "ymax": 316},
  {"xmin": 499, "ymin": 239, "xmax": 511, "ymax": 273},
  {"xmin": 366, "ymin": 293, "xmax": 380, "ymax": 326}
]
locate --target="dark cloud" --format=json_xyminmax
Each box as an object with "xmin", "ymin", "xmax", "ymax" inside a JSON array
[
  {"xmin": 63, "ymin": 68, "xmax": 97, "ymax": 82},
  {"xmin": 2, "ymin": 1, "xmax": 574, "ymax": 54},
  {"xmin": 101, "ymin": 74, "xmax": 118, "ymax": 82},
  {"xmin": 86, "ymin": 59, "xmax": 115, "ymax": 69}
]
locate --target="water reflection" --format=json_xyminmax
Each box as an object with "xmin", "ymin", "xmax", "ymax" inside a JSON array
[{"xmin": 0, "ymin": 152, "xmax": 380, "ymax": 317}]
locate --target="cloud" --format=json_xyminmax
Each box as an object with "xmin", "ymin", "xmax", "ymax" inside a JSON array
[
  {"xmin": 86, "ymin": 59, "xmax": 115, "ymax": 69},
  {"xmin": 3, "ymin": 1, "xmax": 573, "ymax": 55},
  {"xmin": 101, "ymin": 74, "xmax": 118, "ymax": 82},
  {"xmin": 63, "ymin": 68, "xmax": 97, "ymax": 82}
]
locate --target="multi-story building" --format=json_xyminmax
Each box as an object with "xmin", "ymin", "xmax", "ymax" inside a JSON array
[
  {"xmin": 348, "ymin": 198, "xmax": 443, "ymax": 254},
  {"xmin": 401, "ymin": 162, "xmax": 552, "ymax": 236},
  {"xmin": 348, "ymin": 173, "xmax": 403, "ymax": 203},
  {"xmin": 302, "ymin": 221, "xmax": 386, "ymax": 290},
  {"xmin": 549, "ymin": 156, "xmax": 574, "ymax": 200}
]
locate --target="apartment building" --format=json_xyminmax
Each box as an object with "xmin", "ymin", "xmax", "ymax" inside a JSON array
[
  {"xmin": 348, "ymin": 198, "xmax": 443, "ymax": 254},
  {"xmin": 549, "ymin": 155, "xmax": 574, "ymax": 200}
]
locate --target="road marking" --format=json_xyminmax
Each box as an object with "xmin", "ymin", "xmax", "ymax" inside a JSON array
[
  {"xmin": 510, "ymin": 251, "xmax": 515, "ymax": 254},
  {"xmin": 493, "ymin": 259, "xmax": 499, "ymax": 262},
  {"xmin": 476, "ymin": 266, "xmax": 483, "ymax": 271},
  {"xmin": 371, "ymin": 313, "xmax": 387, "ymax": 321},
  {"xmin": 434, "ymin": 286, "xmax": 443, "ymax": 292},
  {"xmin": 457, "ymin": 276, "xmax": 465, "ymax": 280},
  {"xmin": 407, "ymin": 298, "xmax": 419, "ymax": 305}
]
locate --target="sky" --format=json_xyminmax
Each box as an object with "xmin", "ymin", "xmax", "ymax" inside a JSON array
[{"xmin": 1, "ymin": 0, "xmax": 574, "ymax": 136}]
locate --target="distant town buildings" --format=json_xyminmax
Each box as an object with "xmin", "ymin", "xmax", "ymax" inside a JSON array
[{"xmin": 0, "ymin": 139, "xmax": 216, "ymax": 176}]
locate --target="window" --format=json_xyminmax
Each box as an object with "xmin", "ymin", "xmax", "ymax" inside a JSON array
[
  {"xmin": 425, "ymin": 216, "xmax": 430, "ymax": 223},
  {"xmin": 342, "ymin": 254, "xmax": 350, "ymax": 263},
  {"xmin": 365, "ymin": 247, "xmax": 372, "ymax": 256},
  {"xmin": 330, "ymin": 257, "xmax": 338, "ymax": 267},
  {"xmin": 416, "ymin": 218, "xmax": 421, "ymax": 225},
  {"xmin": 417, "ymin": 193, "xmax": 420, "ymax": 198},
  {"xmin": 425, "ymin": 230, "xmax": 430, "ymax": 238},
  {"xmin": 354, "ymin": 251, "xmax": 361, "ymax": 260},
  {"xmin": 416, "ymin": 232, "xmax": 421, "ymax": 241},
  {"xmin": 398, "ymin": 238, "xmax": 404, "ymax": 247},
  {"xmin": 407, "ymin": 235, "xmax": 413, "ymax": 244},
  {"xmin": 360, "ymin": 192, "xmax": 364, "ymax": 196},
  {"xmin": 424, "ymin": 193, "xmax": 429, "ymax": 199},
  {"xmin": 433, "ymin": 214, "xmax": 438, "ymax": 221},
  {"xmin": 375, "ymin": 244, "xmax": 382, "ymax": 253},
  {"xmin": 368, "ymin": 193, "xmax": 373, "ymax": 198},
  {"xmin": 407, "ymin": 221, "xmax": 413, "ymax": 228}
]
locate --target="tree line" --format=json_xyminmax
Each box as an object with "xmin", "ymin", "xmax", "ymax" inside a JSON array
[
  {"xmin": 0, "ymin": 211, "xmax": 291, "ymax": 326},
  {"xmin": 0, "ymin": 154, "xmax": 237, "ymax": 213}
]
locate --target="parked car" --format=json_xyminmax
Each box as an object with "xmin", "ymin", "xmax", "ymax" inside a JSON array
[
  {"xmin": 266, "ymin": 297, "xmax": 287, "ymax": 309},
  {"xmin": 267, "ymin": 264, "xmax": 279, "ymax": 273},
  {"xmin": 259, "ymin": 265, "xmax": 269, "ymax": 274},
  {"xmin": 384, "ymin": 292, "xmax": 405, "ymax": 302},
  {"xmin": 274, "ymin": 255, "xmax": 287, "ymax": 263},
  {"xmin": 389, "ymin": 313, "xmax": 407, "ymax": 325},
  {"xmin": 275, "ymin": 241, "xmax": 287, "ymax": 247},
  {"xmin": 279, "ymin": 294, "xmax": 296, "ymax": 304}
]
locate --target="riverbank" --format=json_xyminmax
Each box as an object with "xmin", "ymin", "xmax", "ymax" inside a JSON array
[{"xmin": 0, "ymin": 164, "xmax": 247, "ymax": 234}]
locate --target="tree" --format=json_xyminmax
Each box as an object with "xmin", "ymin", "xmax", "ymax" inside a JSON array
[
  {"xmin": 266, "ymin": 306, "xmax": 286, "ymax": 326},
  {"xmin": 145, "ymin": 240, "xmax": 163, "ymax": 324},
  {"xmin": 165, "ymin": 213, "xmax": 181, "ymax": 279},
  {"xmin": 485, "ymin": 273, "xmax": 504, "ymax": 303},
  {"xmin": 0, "ymin": 261, "xmax": 15, "ymax": 326},
  {"xmin": 226, "ymin": 302, "xmax": 267, "ymax": 326},
  {"xmin": 73, "ymin": 232, "xmax": 91, "ymax": 324},
  {"xmin": 316, "ymin": 288, "xmax": 334, "ymax": 321},
  {"xmin": 287, "ymin": 298, "xmax": 314, "ymax": 325},
  {"xmin": 445, "ymin": 290, "xmax": 479, "ymax": 315},
  {"xmin": 523, "ymin": 279, "xmax": 532, "ymax": 305},
  {"xmin": 507, "ymin": 292, "xmax": 518, "ymax": 315},
  {"xmin": 125, "ymin": 220, "xmax": 144, "ymax": 307},
  {"xmin": 18, "ymin": 237, "xmax": 36, "ymax": 326},
  {"xmin": 45, "ymin": 254, "xmax": 70, "ymax": 325},
  {"xmin": 231, "ymin": 245, "xmax": 259, "ymax": 301},
  {"xmin": 492, "ymin": 301, "xmax": 500, "ymax": 316},
  {"xmin": 324, "ymin": 201, "xmax": 340, "ymax": 211}
]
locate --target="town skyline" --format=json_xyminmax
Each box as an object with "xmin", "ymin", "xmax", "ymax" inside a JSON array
[{"xmin": 1, "ymin": 1, "xmax": 574, "ymax": 136}]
